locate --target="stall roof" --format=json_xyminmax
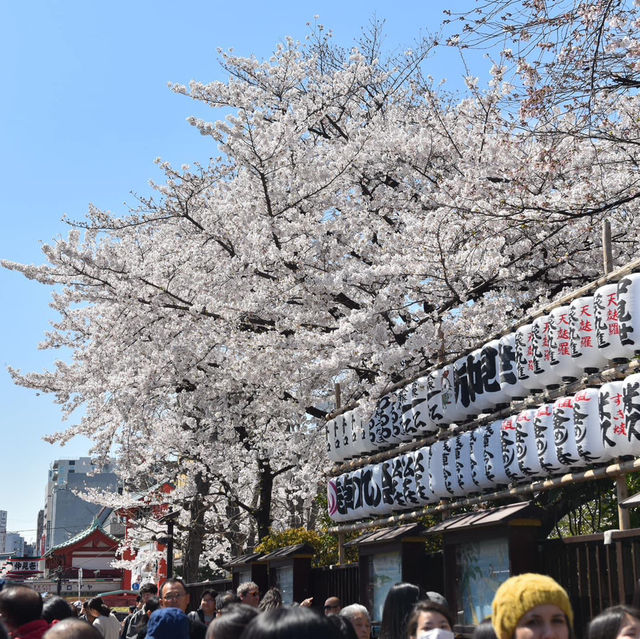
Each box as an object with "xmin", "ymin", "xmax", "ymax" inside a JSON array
[
  {"xmin": 259, "ymin": 543, "xmax": 315, "ymax": 561},
  {"xmin": 226, "ymin": 552, "xmax": 264, "ymax": 567},
  {"xmin": 344, "ymin": 523, "xmax": 425, "ymax": 548},
  {"xmin": 427, "ymin": 502, "xmax": 541, "ymax": 533},
  {"xmin": 620, "ymin": 492, "xmax": 640, "ymax": 509}
]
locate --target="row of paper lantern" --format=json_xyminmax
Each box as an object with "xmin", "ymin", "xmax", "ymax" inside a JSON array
[
  {"xmin": 327, "ymin": 372, "xmax": 640, "ymax": 521},
  {"xmin": 327, "ymin": 273, "xmax": 640, "ymax": 464}
]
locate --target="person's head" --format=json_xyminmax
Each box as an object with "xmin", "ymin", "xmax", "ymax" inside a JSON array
[
  {"xmin": 43, "ymin": 596, "xmax": 76, "ymax": 623},
  {"xmin": 144, "ymin": 597, "xmax": 161, "ymax": 618},
  {"xmin": 492, "ymin": 573, "xmax": 574, "ymax": 639},
  {"xmin": 327, "ymin": 614, "xmax": 358, "ymax": 639},
  {"xmin": 588, "ymin": 605, "xmax": 640, "ymax": 639},
  {"xmin": 86, "ymin": 597, "xmax": 111, "ymax": 620},
  {"xmin": 407, "ymin": 601, "xmax": 454, "ymax": 639},
  {"xmin": 0, "ymin": 586, "xmax": 44, "ymax": 631},
  {"xmin": 339, "ymin": 604, "xmax": 371, "ymax": 639},
  {"xmin": 216, "ymin": 592, "xmax": 241, "ymax": 617},
  {"xmin": 257, "ymin": 588, "xmax": 282, "ymax": 613},
  {"xmin": 200, "ymin": 590, "xmax": 218, "ymax": 617},
  {"xmin": 43, "ymin": 618, "xmax": 103, "ymax": 639},
  {"xmin": 160, "ymin": 578, "xmax": 190, "ymax": 612},
  {"xmin": 236, "ymin": 583, "xmax": 260, "ymax": 608},
  {"xmin": 205, "ymin": 603, "xmax": 258, "ymax": 639},
  {"xmin": 473, "ymin": 618, "xmax": 498, "ymax": 639},
  {"xmin": 129, "ymin": 605, "xmax": 137, "ymax": 614},
  {"xmin": 324, "ymin": 597, "xmax": 342, "ymax": 616},
  {"xmin": 146, "ymin": 608, "xmax": 190, "ymax": 639},
  {"xmin": 239, "ymin": 606, "xmax": 341, "ymax": 639},
  {"xmin": 140, "ymin": 583, "xmax": 159, "ymax": 605},
  {"xmin": 380, "ymin": 583, "xmax": 421, "ymax": 639}
]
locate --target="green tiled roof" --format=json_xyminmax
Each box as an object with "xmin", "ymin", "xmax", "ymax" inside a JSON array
[{"xmin": 45, "ymin": 521, "xmax": 119, "ymax": 556}]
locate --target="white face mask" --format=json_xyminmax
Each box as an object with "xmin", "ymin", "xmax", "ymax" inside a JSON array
[{"xmin": 417, "ymin": 629, "xmax": 455, "ymax": 639}]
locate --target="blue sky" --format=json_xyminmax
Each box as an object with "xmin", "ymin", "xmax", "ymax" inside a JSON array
[{"xmin": 0, "ymin": 1, "xmax": 476, "ymax": 543}]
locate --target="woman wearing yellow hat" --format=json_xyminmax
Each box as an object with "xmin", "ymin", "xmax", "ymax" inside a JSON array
[{"xmin": 491, "ymin": 573, "xmax": 574, "ymax": 639}]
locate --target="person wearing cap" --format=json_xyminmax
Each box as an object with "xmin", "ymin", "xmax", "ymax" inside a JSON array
[
  {"xmin": 145, "ymin": 609, "xmax": 189, "ymax": 639},
  {"xmin": 491, "ymin": 573, "xmax": 574, "ymax": 639}
]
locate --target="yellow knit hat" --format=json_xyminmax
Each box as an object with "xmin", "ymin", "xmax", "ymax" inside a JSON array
[{"xmin": 491, "ymin": 573, "xmax": 574, "ymax": 639}]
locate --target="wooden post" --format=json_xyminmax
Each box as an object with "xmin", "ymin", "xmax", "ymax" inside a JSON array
[
  {"xmin": 338, "ymin": 532, "xmax": 345, "ymax": 565},
  {"xmin": 602, "ymin": 219, "xmax": 630, "ymax": 530},
  {"xmin": 335, "ymin": 383, "xmax": 341, "ymax": 410}
]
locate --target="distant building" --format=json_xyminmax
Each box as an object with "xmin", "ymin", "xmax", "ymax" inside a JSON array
[
  {"xmin": 36, "ymin": 510, "xmax": 44, "ymax": 555},
  {"xmin": 42, "ymin": 458, "xmax": 120, "ymax": 553},
  {"xmin": 5, "ymin": 532, "xmax": 25, "ymax": 556},
  {"xmin": 0, "ymin": 510, "xmax": 6, "ymax": 554}
]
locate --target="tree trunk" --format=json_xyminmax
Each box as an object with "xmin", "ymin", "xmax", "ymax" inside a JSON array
[{"xmin": 180, "ymin": 472, "xmax": 210, "ymax": 583}]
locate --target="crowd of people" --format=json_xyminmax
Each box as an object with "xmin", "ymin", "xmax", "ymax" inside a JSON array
[{"xmin": 1, "ymin": 573, "xmax": 640, "ymax": 639}]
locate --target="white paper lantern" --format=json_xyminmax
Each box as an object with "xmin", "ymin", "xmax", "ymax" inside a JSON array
[
  {"xmin": 547, "ymin": 305, "xmax": 582, "ymax": 382},
  {"xmin": 617, "ymin": 274, "xmax": 640, "ymax": 358},
  {"xmin": 573, "ymin": 387, "xmax": 612, "ymax": 464},
  {"xmin": 443, "ymin": 437, "xmax": 465, "ymax": 496},
  {"xmin": 454, "ymin": 431, "xmax": 477, "ymax": 494},
  {"xmin": 470, "ymin": 427, "xmax": 489, "ymax": 489},
  {"xmin": 327, "ymin": 475, "xmax": 349, "ymax": 521},
  {"xmin": 350, "ymin": 409, "xmax": 372, "ymax": 456},
  {"xmin": 468, "ymin": 348, "xmax": 492, "ymax": 413},
  {"xmin": 349, "ymin": 469, "xmax": 366, "ymax": 519},
  {"xmin": 600, "ymin": 381, "xmax": 627, "ymax": 456},
  {"xmin": 380, "ymin": 458, "xmax": 397, "ymax": 510},
  {"xmin": 359, "ymin": 464, "xmax": 381, "ymax": 517},
  {"xmin": 373, "ymin": 395, "xmax": 394, "ymax": 448},
  {"xmin": 402, "ymin": 452, "xmax": 421, "ymax": 507},
  {"xmin": 483, "ymin": 420, "xmax": 511, "ymax": 486},
  {"xmin": 533, "ymin": 403, "xmax": 562, "ymax": 475},
  {"xmin": 515, "ymin": 323, "xmax": 545, "ymax": 391},
  {"xmin": 498, "ymin": 332, "xmax": 527, "ymax": 400},
  {"xmin": 428, "ymin": 365, "xmax": 465, "ymax": 425},
  {"xmin": 401, "ymin": 382, "xmax": 419, "ymax": 439},
  {"xmin": 552, "ymin": 396, "xmax": 583, "ymax": 469},
  {"xmin": 569, "ymin": 296, "xmax": 607, "ymax": 372},
  {"xmin": 390, "ymin": 455, "xmax": 407, "ymax": 509},
  {"xmin": 623, "ymin": 373, "xmax": 640, "ymax": 456},
  {"xmin": 531, "ymin": 314, "xmax": 562, "ymax": 388},
  {"xmin": 413, "ymin": 448, "xmax": 437, "ymax": 505},
  {"xmin": 594, "ymin": 283, "xmax": 624, "ymax": 361},
  {"xmin": 366, "ymin": 464, "xmax": 393, "ymax": 516},
  {"xmin": 428, "ymin": 440, "xmax": 449, "ymax": 498},
  {"xmin": 501, "ymin": 415, "xmax": 524, "ymax": 480},
  {"xmin": 453, "ymin": 354, "xmax": 483, "ymax": 420},
  {"xmin": 410, "ymin": 376, "xmax": 439, "ymax": 436},
  {"xmin": 339, "ymin": 412, "xmax": 354, "ymax": 460},
  {"xmin": 479, "ymin": 341, "xmax": 512, "ymax": 410},
  {"xmin": 326, "ymin": 418, "xmax": 340, "ymax": 463},
  {"xmin": 515, "ymin": 409, "xmax": 542, "ymax": 477}
]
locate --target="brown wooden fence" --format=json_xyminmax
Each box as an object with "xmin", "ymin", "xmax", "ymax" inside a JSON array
[{"xmin": 538, "ymin": 529, "xmax": 640, "ymax": 637}]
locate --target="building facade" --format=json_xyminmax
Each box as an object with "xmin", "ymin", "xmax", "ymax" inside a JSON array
[{"xmin": 42, "ymin": 458, "xmax": 119, "ymax": 553}]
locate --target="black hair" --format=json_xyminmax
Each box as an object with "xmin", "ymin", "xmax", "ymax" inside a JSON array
[
  {"xmin": 406, "ymin": 600, "xmax": 454, "ymax": 639},
  {"xmin": 139, "ymin": 583, "xmax": 158, "ymax": 596},
  {"xmin": 257, "ymin": 588, "xmax": 282, "ymax": 613},
  {"xmin": 327, "ymin": 614, "xmax": 359, "ymax": 639},
  {"xmin": 42, "ymin": 597, "xmax": 75, "ymax": 623},
  {"xmin": 588, "ymin": 605, "xmax": 640, "ymax": 639},
  {"xmin": 87, "ymin": 597, "xmax": 111, "ymax": 617},
  {"xmin": 159, "ymin": 578, "xmax": 187, "ymax": 598},
  {"xmin": 144, "ymin": 597, "xmax": 160, "ymax": 615},
  {"xmin": 472, "ymin": 618, "xmax": 498, "ymax": 639},
  {"xmin": 0, "ymin": 586, "xmax": 43, "ymax": 628},
  {"xmin": 217, "ymin": 592, "xmax": 241, "ymax": 614},
  {"xmin": 239, "ymin": 606, "xmax": 342, "ymax": 639},
  {"xmin": 129, "ymin": 605, "xmax": 137, "ymax": 613},
  {"xmin": 379, "ymin": 583, "xmax": 421, "ymax": 639},
  {"xmin": 201, "ymin": 590, "xmax": 217, "ymax": 600},
  {"xmin": 206, "ymin": 604, "xmax": 258, "ymax": 639}
]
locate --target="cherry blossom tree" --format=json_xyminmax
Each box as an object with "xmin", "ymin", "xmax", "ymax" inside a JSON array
[{"xmin": 6, "ymin": 15, "xmax": 640, "ymax": 577}]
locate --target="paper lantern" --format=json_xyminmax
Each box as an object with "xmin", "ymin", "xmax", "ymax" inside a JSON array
[
  {"xmin": 479, "ymin": 341, "xmax": 512, "ymax": 410},
  {"xmin": 547, "ymin": 305, "xmax": 581, "ymax": 382},
  {"xmin": 366, "ymin": 464, "xmax": 394, "ymax": 516},
  {"xmin": 412, "ymin": 448, "xmax": 437, "ymax": 505},
  {"xmin": 349, "ymin": 469, "xmax": 366, "ymax": 519},
  {"xmin": 569, "ymin": 296, "xmax": 607, "ymax": 372},
  {"xmin": 325, "ymin": 418, "xmax": 340, "ymax": 463},
  {"xmin": 453, "ymin": 352, "xmax": 486, "ymax": 419},
  {"xmin": 391, "ymin": 455, "xmax": 407, "ymax": 509},
  {"xmin": 498, "ymin": 332, "xmax": 527, "ymax": 400},
  {"xmin": 617, "ymin": 274, "xmax": 640, "ymax": 358},
  {"xmin": 327, "ymin": 475, "xmax": 349, "ymax": 522},
  {"xmin": 443, "ymin": 437, "xmax": 465, "ymax": 496},
  {"xmin": 515, "ymin": 408, "xmax": 542, "ymax": 477},
  {"xmin": 428, "ymin": 440, "xmax": 449, "ymax": 498},
  {"xmin": 468, "ymin": 348, "xmax": 492, "ymax": 413},
  {"xmin": 501, "ymin": 415, "xmax": 524, "ymax": 480},
  {"xmin": 402, "ymin": 452, "xmax": 421, "ymax": 507},
  {"xmin": 401, "ymin": 381, "xmax": 419, "ymax": 438},
  {"xmin": 533, "ymin": 403, "xmax": 562, "ymax": 475},
  {"xmin": 470, "ymin": 427, "xmax": 489, "ymax": 489},
  {"xmin": 483, "ymin": 420, "xmax": 511, "ymax": 486},
  {"xmin": 410, "ymin": 375, "xmax": 439, "ymax": 436},
  {"xmin": 531, "ymin": 314, "xmax": 562, "ymax": 388},
  {"xmin": 623, "ymin": 373, "xmax": 640, "ymax": 456},
  {"xmin": 372, "ymin": 395, "xmax": 394, "ymax": 449},
  {"xmin": 594, "ymin": 283, "xmax": 624, "ymax": 361},
  {"xmin": 359, "ymin": 464, "xmax": 381, "ymax": 517},
  {"xmin": 350, "ymin": 409, "xmax": 372, "ymax": 456},
  {"xmin": 515, "ymin": 323, "xmax": 545, "ymax": 391},
  {"xmin": 552, "ymin": 396, "xmax": 582, "ymax": 470},
  {"xmin": 428, "ymin": 365, "xmax": 465, "ymax": 425},
  {"xmin": 338, "ymin": 412, "xmax": 354, "ymax": 460},
  {"xmin": 454, "ymin": 431, "xmax": 477, "ymax": 494},
  {"xmin": 573, "ymin": 387, "xmax": 612, "ymax": 464},
  {"xmin": 600, "ymin": 381, "xmax": 627, "ymax": 456}
]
